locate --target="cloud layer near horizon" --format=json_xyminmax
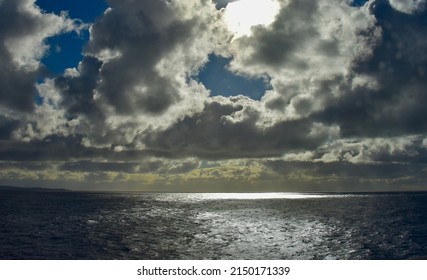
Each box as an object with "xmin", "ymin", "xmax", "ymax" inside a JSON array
[{"xmin": 1, "ymin": 0, "xmax": 427, "ymax": 191}]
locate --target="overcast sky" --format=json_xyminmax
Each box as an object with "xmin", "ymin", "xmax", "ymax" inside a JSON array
[{"xmin": 1, "ymin": 0, "xmax": 427, "ymax": 192}]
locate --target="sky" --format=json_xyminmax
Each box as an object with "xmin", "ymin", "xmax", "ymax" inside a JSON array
[{"xmin": 1, "ymin": 0, "xmax": 427, "ymax": 192}]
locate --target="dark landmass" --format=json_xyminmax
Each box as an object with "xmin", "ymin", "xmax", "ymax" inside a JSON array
[{"xmin": 0, "ymin": 185, "xmax": 71, "ymax": 192}]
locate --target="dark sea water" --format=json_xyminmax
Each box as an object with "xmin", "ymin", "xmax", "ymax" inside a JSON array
[{"xmin": 1, "ymin": 191, "xmax": 427, "ymax": 260}]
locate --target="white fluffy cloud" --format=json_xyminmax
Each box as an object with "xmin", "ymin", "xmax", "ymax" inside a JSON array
[
  {"xmin": 228, "ymin": 0, "xmax": 381, "ymax": 122},
  {"xmin": 2, "ymin": 0, "xmax": 81, "ymax": 72},
  {"xmin": 281, "ymin": 135, "xmax": 427, "ymax": 164}
]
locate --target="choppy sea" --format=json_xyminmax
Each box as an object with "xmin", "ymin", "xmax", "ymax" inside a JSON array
[{"xmin": 1, "ymin": 191, "xmax": 427, "ymax": 259}]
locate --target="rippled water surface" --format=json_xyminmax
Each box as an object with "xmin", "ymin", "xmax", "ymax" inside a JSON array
[{"xmin": 1, "ymin": 191, "xmax": 427, "ymax": 259}]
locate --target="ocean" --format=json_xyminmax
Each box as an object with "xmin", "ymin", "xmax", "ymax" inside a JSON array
[{"xmin": 0, "ymin": 191, "xmax": 426, "ymax": 260}]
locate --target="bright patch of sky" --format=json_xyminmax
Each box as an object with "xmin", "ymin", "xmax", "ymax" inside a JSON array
[
  {"xmin": 197, "ymin": 54, "xmax": 271, "ymax": 100},
  {"xmin": 224, "ymin": 0, "xmax": 280, "ymax": 38}
]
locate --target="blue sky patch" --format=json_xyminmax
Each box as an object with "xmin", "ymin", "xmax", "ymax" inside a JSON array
[
  {"xmin": 36, "ymin": 0, "xmax": 107, "ymax": 75},
  {"xmin": 351, "ymin": 0, "xmax": 369, "ymax": 7},
  {"xmin": 36, "ymin": 0, "xmax": 107, "ymax": 22},
  {"xmin": 42, "ymin": 31, "xmax": 89, "ymax": 75},
  {"xmin": 197, "ymin": 54, "xmax": 271, "ymax": 100}
]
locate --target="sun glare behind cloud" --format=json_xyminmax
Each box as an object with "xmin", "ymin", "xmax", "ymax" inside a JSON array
[{"xmin": 224, "ymin": 0, "xmax": 280, "ymax": 38}]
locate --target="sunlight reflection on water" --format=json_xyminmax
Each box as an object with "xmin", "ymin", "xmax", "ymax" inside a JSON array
[
  {"xmin": 196, "ymin": 192, "xmax": 336, "ymax": 200},
  {"xmin": 155, "ymin": 192, "xmax": 358, "ymax": 202}
]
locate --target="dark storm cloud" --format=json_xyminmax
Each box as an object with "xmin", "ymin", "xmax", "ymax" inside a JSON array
[
  {"xmin": 314, "ymin": 0, "xmax": 427, "ymax": 138},
  {"xmin": 0, "ymin": 135, "xmax": 154, "ymax": 162},
  {"xmin": 264, "ymin": 159, "xmax": 427, "ymax": 190},
  {"xmin": 142, "ymin": 96, "xmax": 337, "ymax": 159},
  {"xmin": 0, "ymin": 0, "xmax": 43, "ymax": 112},
  {"xmin": 84, "ymin": 0, "xmax": 200, "ymax": 115},
  {"xmin": 265, "ymin": 160, "xmax": 412, "ymax": 180},
  {"xmin": 60, "ymin": 161, "xmax": 150, "ymax": 173},
  {"xmin": 0, "ymin": 160, "xmax": 55, "ymax": 171},
  {"xmin": 0, "ymin": 117, "xmax": 20, "ymax": 140},
  {"xmin": 55, "ymin": 56, "xmax": 103, "ymax": 118},
  {"xmin": 59, "ymin": 159, "xmax": 199, "ymax": 174},
  {"xmin": 0, "ymin": 62, "xmax": 38, "ymax": 113},
  {"xmin": 0, "ymin": 131, "xmax": 200, "ymax": 175},
  {"xmin": 0, "ymin": 136, "xmax": 96, "ymax": 161}
]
